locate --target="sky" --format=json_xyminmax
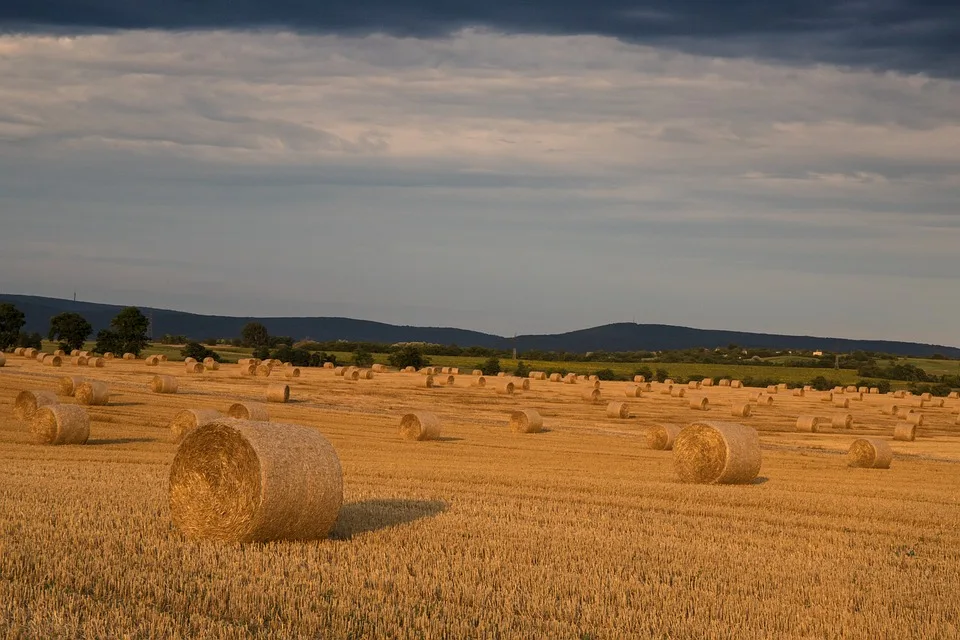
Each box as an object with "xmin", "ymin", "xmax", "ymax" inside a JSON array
[{"xmin": 1, "ymin": 1, "xmax": 958, "ymax": 345}]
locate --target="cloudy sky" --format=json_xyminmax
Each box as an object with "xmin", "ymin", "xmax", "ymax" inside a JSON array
[{"xmin": 1, "ymin": 1, "xmax": 958, "ymax": 345}]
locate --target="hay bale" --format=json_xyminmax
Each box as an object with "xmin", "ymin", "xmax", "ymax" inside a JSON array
[
  {"xmin": 833, "ymin": 397, "xmax": 850, "ymax": 409},
  {"xmin": 582, "ymin": 388, "xmax": 601, "ymax": 403},
  {"xmin": 563, "ymin": 374, "xmax": 577, "ymax": 384},
  {"xmin": 849, "ymin": 392, "xmax": 864, "ymax": 402},
  {"xmin": 14, "ymin": 390, "xmax": 58, "ymax": 421},
  {"xmin": 730, "ymin": 403, "xmax": 751, "ymax": 418},
  {"xmin": 670, "ymin": 387, "xmax": 686, "ymax": 398},
  {"xmin": 71, "ymin": 355, "xmax": 87, "ymax": 366},
  {"xmin": 186, "ymin": 362, "xmax": 205, "ymax": 374},
  {"xmin": 645, "ymin": 423, "xmax": 682, "ymax": 451},
  {"xmin": 75, "ymin": 380, "xmax": 110, "ymax": 406},
  {"xmin": 424, "ymin": 375, "xmax": 434, "ymax": 388},
  {"xmin": 792, "ymin": 388, "xmax": 805, "ymax": 397},
  {"xmin": 240, "ymin": 363, "xmax": 256, "ymax": 376},
  {"xmin": 266, "ymin": 384, "xmax": 290, "ymax": 403},
  {"xmin": 625, "ymin": 385, "xmax": 643, "ymax": 398},
  {"xmin": 323, "ymin": 362, "xmax": 335, "ymax": 369},
  {"xmin": 633, "ymin": 375, "xmax": 646, "ymax": 383},
  {"xmin": 227, "ymin": 402, "xmax": 269, "ymax": 421},
  {"xmin": 834, "ymin": 387, "xmax": 845, "ymax": 394},
  {"xmin": 906, "ymin": 412, "xmax": 924, "ymax": 426},
  {"xmin": 284, "ymin": 367, "xmax": 301, "ymax": 379},
  {"xmin": 256, "ymin": 364, "xmax": 272, "ymax": 377},
  {"xmin": 588, "ymin": 375, "xmax": 599, "ymax": 382},
  {"xmin": 895, "ymin": 407, "xmax": 911, "ymax": 419},
  {"xmin": 170, "ymin": 409, "xmax": 223, "ymax": 443},
  {"xmin": 920, "ymin": 392, "xmax": 932, "ymax": 401},
  {"xmin": 41, "ymin": 354, "xmax": 63, "ymax": 367},
  {"xmin": 496, "ymin": 381, "xmax": 515, "ymax": 395},
  {"xmin": 371, "ymin": 364, "xmax": 386, "ymax": 373},
  {"xmin": 660, "ymin": 385, "xmax": 673, "ymax": 395},
  {"xmin": 663, "ymin": 378, "xmax": 674, "ymax": 385},
  {"xmin": 343, "ymin": 368, "xmax": 360, "ymax": 381},
  {"xmin": 449, "ymin": 367, "xmax": 459, "ymax": 375},
  {"xmin": 673, "ymin": 421, "xmax": 762, "ymax": 485},
  {"xmin": 803, "ymin": 385, "xmax": 813, "ymax": 392},
  {"xmin": 869, "ymin": 387, "xmax": 880, "ymax": 394},
  {"xmin": 35, "ymin": 351, "xmax": 49, "ymax": 361},
  {"xmin": 858, "ymin": 386, "xmax": 869, "ymax": 394},
  {"xmin": 832, "ymin": 413, "xmax": 853, "ymax": 429},
  {"xmin": 23, "ymin": 348, "xmax": 38, "ymax": 358},
  {"xmin": 718, "ymin": 379, "xmax": 731, "ymax": 387},
  {"xmin": 948, "ymin": 391, "xmax": 959, "ymax": 399},
  {"xmin": 893, "ymin": 423, "xmax": 916, "ymax": 442},
  {"xmin": 123, "ymin": 353, "xmax": 135, "ymax": 360},
  {"xmin": 399, "ymin": 412, "xmax": 441, "ymax": 441},
  {"xmin": 730, "ymin": 380, "xmax": 743, "ymax": 389},
  {"xmin": 169, "ymin": 419, "xmax": 342, "ymax": 542},
  {"xmin": 203, "ymin": 358, "xmax": 220, "ymax": 371},
  {"xmin": 473, "ymin": 369, "xmax": 484, "ymax": 376},
  {"xmin": 641, "ymin": 383, "xmax": 653, "ymax": 392},
  {"xmin": 146, "ymin": 355, "xmax": 161, "ymax": 366},
  {"xmin": 701, "ymin": 378, "xmax": 714, "ymax": 387},
  {"xmin": 54, "ymin": 349, "xmax": 65, "ymax": 357},
  {"xmin": 509, "ymin": 409, "xmax": 543, "ymax": 434},
  {"xmin": 103, "ymin": 352, "xmax": 115, "ymax": 360},
  {"xmin": 530, "ymin": 371, "xmax": 547, "ymax": 380},
  {"xmin": 69, "ymin": 349, "xmax": 80, "ymax": 357},
  {"xmin": 31, "ymin": 404, "xmax": 89, "ymax": 445},
  {"xmin": 688, "ymin": 381, "xmax": 700, "ymax": 390},
  {"xmin": 150, "ymin": 375, "xmax": 178, "ymax": 394},
  {"xmin": 358, "ymin": 369, "xmax": 374, "ymax": 380},
  {"xmin": 821, "ymin": 392, "xmax": 834, "ymax": 402},
  {"xmin": 79, "ymin": 351, "xmax": 91, "ymax": 358},
  {"xmin": 881, "ymin": 403, "xmax": 899, "ymax": 416},
  {"xmin": 847, "ymin": 438, "xmax": 892, "ymax": 469},
  {"xmin": 515, "ymin": 378, "xmax": 530, "ymax": 391},
  {"xmin": 472, "ymin": 376, "xmax": 487, "ymax": 388},
  {"xmin": 402, "ymin": 366, "xmax": 415, "ymax": 373},
  {"xmin": 440, "ymin": 367, "xmax": 450, "ymax": 374},
  {"xmin": 57, "ymin": 376, "xmax": 85, "ymax": 397},
  {"xmin": 13, "ymin": 347, "xmax": 24, "ymax": 356},
  {"xmin": 766, "ymin": 385, "xmax": 778, "ymax": 394},
  {"xmin": 778, "ymin": 383, "xmax": 788, "ymax": 391},
  {"xmin": 689, "ymin": 396, "xmax": 709, "ymax": 411},
  {"xmin": 606, "ymin": 402, "xmax": 629, "ymax": 419},
  {"xmin": 893, "ymin": 390, "xmax": 906, "ymax": 399},
  {"xmin": 184, "ymin": 357, "xmax": 198, "ymax": 365},
  {"xmin": 549, "ymin": 373, "xmax": 562, "ymax": 382},
  {"xmin": 86, "ymin": 357, "xmax": 104, "ymax": 368}
]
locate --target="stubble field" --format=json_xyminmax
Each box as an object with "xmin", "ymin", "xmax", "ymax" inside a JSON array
[{"xmin": 1, "ymin": 355, "xmax": 959, "ymax": 639}]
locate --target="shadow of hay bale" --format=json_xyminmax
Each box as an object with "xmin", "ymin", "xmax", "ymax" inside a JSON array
[{"xmin": 331, "ymin": 499, "xmax": 447, "ymax": 540}]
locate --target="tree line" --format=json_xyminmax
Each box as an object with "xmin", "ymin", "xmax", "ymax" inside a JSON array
[{"xmin": 0, "ymin": 303, "xmax": 150, "ymax": 356}]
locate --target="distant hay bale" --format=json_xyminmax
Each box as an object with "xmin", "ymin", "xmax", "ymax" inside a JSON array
[
  {"xmin": 54, "ymin": 349, "xmax": 65, "ymax": 357},
  {"xmin": 79, "ymin": 351, "xmax": 91, "ymax": 358},
  {"xmin": 670, "ymin": 387, "xmax": 686, "ymax": 398},
  {"xmin": 832, "ymin": 413, "xmax": 853, "ymax": 429},
  {"xmin": 266, "ymin": 384, "xmax": 290, "ymax": 403},
  {"xmin": 256, "ymin": 364, "xmax": 271, "ymax": 377},
  {"xmin": 240, "ymin": 364, "xmax": 256, "ymax": 376},
  {"xmin": 766, "ymin": 385, "xmax": 778, "ymax": 394},
  {"xmin": 858, "ymin": 386, "xmax": 869, "ymax": 394},
  {"xmin": 14, "ymin": 390, "xmax": 58, "ymax": 421},
  {"xmin": 803, "ymin": 385, "xmax": 813, "ymax": 392},
  {"xmin": 344, "ymin": 369, "xmax": 361, "ymax": 381},
  {"xmin": 440, "ymin": 367, "xmax": 450, "ymax": 374},
  {"xmin": 41, "ymin": 354, "xmax": 62, "ymax": 367},
  {"xmin": 893, "ymin": 390, "xmax": 906, "ymax": 399},
  {"xmin": 284, "ymin": 367, "xmax": 301, "ymax": 378},
  {"xmin": 821, "ymin": 392, "xmax": 834, "ymax": 402},
  {"xmin": 893, "ymin": 423, "xmax": 916, "ymax": 442},
  {"xmin": 333, "ymin": 367, "xmax": 345, "ymax": 376},
  {"xmin": 625, "ymin": 385, "xmax": 643, "ymax": 398},
  {"xmin": 778, "ymin": 383, "xmax": 788, "ymax": 390},
  {"xmin": 424, "ymin": 375, "xmax": 434, "ymax": 388},
  {"xmin": 849, "ymin": 392, "xmax": 864, "ymax": 401},
  {"xmin": 673, "ymin": 421, "xmax": 762, "ymax": 484},
  {"xmin": 31, "ymin": 404, "xmax": 89, "ymax": 445},
  {"xmin": 833, "ymin": 397, "xmax": 850, "ymax": 409},
  {"xmin": 170, "ymin": 409, "xmax": 222, "ymax": 443},
  {"xmin": 757, "ymin": 395, "xmax": 774, "ymax": 406},
  {"xmin": 641, "ymin": 383, "xmax": 653, "ymax": 392},
  {"xmin": 440, "ymin": 374, "xmax": 455, "ymax": 386},
  {"xmin": 549, "ymin": 373, "xmax": 562, "ymax": 382},
  {"xmin": 606, "ymin": 402, "xmax": 629, "ymax": 419},
  {"xmin": 530, "ymin": 371, "xmax": 546, "ymax": 380},
  {"xmin": 184, "ymin": 357, "xmax": 197, "ymax": 365},
  {"xmin": 473, "ymin": 369, "xmax": 484, "ymax": 377},
  {"xmin": 75, "ymin": 380, "xmax": 110, "ymax": 406},
  {"xmin": 323, "ymin": 362, "xmax": 335, "ymax": 370},
  {"xmin": 663, "ymin": 379, "xmax": 674, "ymax": 385},
  {"xmin": 123, "ymin": 353, "xmax": 135, "ymax": 360},
  {"xmin": 730, "ymin": 403, "xmax": 751, "ymax": 418},
  {"xmin": 35, "ymin": 351, "xmax": 49, "ymax": 361},
  {"xmin": 848, "ymin": 438, "xmax": 892, "ymax": 469},
  {"xmin": 203, "ymin": 358, "xmax": 220, "ymax": 371},
  {"xmin": 590, "ymin": 380, "xmax": 601, "ymax": 390},
  {"xmin": 399, "ymin": 412, "xmax": 441, "ymax": 441},
  {"xmin": 949, "ymin": 391, "xmax": 959, "ymax": 399},
  {"xmin": 227, "ymin": 402, "xmax": 269, "ymax": 421},
  {"xmin": 881, "ymin": 403, "xmax": 899, "ymax": 416},
  {"xmin": 869, "ymin": 387, "xmax": 880, "ymax": 394},
  {"xmin": 449, "ymin": 368, "xmax": 459, "ymax": 375},
  {"xmin": 86, "ymin": 357, "xmax": 104, "ymax": 368},
  {"xmin": 906, "ymin": 412, "xmax": 924, "ymax": 427},
  {"xmin": 146, "ymin": 355, "xmax": 161, "ymax": 366},
  {"xmin": 718, "ymin": 379, "xmax": 731, "ymax": 387},
  {"xmin": 660, "ymin": 385, "xmax": 673, "ymax": 395},
  {"xmin": 895, "ymin": 407, "xmax": 911, "ymax": 419},
  {"xmin": 472, "ymin": 376, "xmax": 487, "ymax": 388},
  {"xmin": 169, "ymin": 419, "xmax": 343, "ymax": 542},
  {"xmin": 13, "ymin": 347, "xmax": 24, "ymax": 356},
  {"xmin": 581, "ymin": 388, "xmax": 602, "ymax": 403},
  {"xmin": 371, "ymin": 364, "xmax": 386, "ymax": 373},
  {"xmin": 646, "ymin": 423, "xmax": 683, "ymax": 451},
  {"xmin": 702, "ymin": 378, "xmax": 714, "ymax": 387},
  {"xmin": 237, "ymin": 358, "xmax": 252, "ymax": 366},
  {"xmin": 688, "ymin": 381, "xmax": 700, "ymax": 390},
  {"xmin": 401, "ymin": 366, "xmax": 415, "ymax": 373},
  {"xmin": 422, "ymin": 367, "xmax": 436, "ymax": 375},
  {"xmin": 23, "ymin": 348, "xmax": 38, "ymax": 358},
  {"xmin": 515, "ymin": 378, "xmax": 530, "ymax": 391},
  {"xmin": 792, "ymin": 388, "xmax": 805, "ymax": 397},
  {"xmin": 689, "ymin": 396, "xmax": 709, "ymax": 411},
  {"xmin": 633, "ymin": 375, "xmax": 646, "ymax": 383},
  {"xmin": 57, "ymin": 376, "xmax": 85, "ymax": 397},
  {"xmin": 158, "ymin": 354, "xmax": 168, "ymax": 362},
  {"xmin": 509, "ymin": 409, "xmax": 543, "ymax": 434},
  {"xmin": 496, "ymin": 381, "xmax": 515, "ymax": 395},
  {"xmin": 834, "ymin": 387, "xmax": 845, "ymax": 394},
  {"xmin": 103, "ymin": 352, "xmax": 114, "ymax": 360},
  {"xmin": 186, "ymin": 362, "xmax": 205, "ymax": 374},
  {"xmin": 563, "ymin": 374, "xmax": 577, "ymax": 384},
  {"xmin": 730, "ymin": 380, "xmax": 743, "ymax": 389},
  {"xmin": 72, "ymin": 356, "xmax": 88, "ymax": 366},
  {"xmin": 357, "ymin": 369, "xmax": 374, "ymax": 380},
  {"xmin": 150, "ymin": 375, "xmax": 178, "ymax": 394},
  {"xmin": 69, "ymin": 349, "xmax": 80, "ymax": 357},
  {"xmin": 930, "ymin": 398, "xmax": 945, "ymax": 408},
  {"xmin": 920, "ymin": 392, "xmax": 932, "ymax": 401},
  {"xmin": 588, "ymin": 375, "xmax": 599, "ymax": 382}
]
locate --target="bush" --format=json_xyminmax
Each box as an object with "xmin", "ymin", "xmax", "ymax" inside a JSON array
[
  {"xmin": 252, "ymin": 346, "xmax": 271, "ymax": 360},
  {"xmin": 353, "ymin": 348, "xmax": 374, "ymax": 368},
  {"xmin": 481, "ymin": 357, "xmax": 501, "ymax": 376},
  {"xmin": 388, "ymin": 345, "xmax": 428, "ymax": 370},
  {"xmin": 270, "ymin": 345, "xmax": 312, "ymax": 367},
  {"xmin": 808, "ymin": 376, "xmax": 841, "ymax": 391},
  {"xmin": 654, "ymin": 368, "xmax": 669, "ymax": 383},
  {"xmin": 181, "ymin": 342, "xmax": 221, "ymax": 362},
  {"xmin": 593, "ymin": 369, "xmax": 623, "ymax": 381},
  {"xmin": 16, "ymin": 331, "xmax": 42, "ymax": 351},
  {"xmin": 632, "ymin": 366, "xmax": 653, "ymax": 381},
  {"xmin": 513, "ymin": 361, "xmax": 531, "ymax": 378}
]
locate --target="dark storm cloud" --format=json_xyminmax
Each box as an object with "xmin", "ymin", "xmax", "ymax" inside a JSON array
[{"xmin": 2, "ymin": 1, "xmax": 959, "ymax": 77}]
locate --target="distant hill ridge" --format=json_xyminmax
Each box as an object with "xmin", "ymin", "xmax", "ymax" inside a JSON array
[{"xmin": 2, "ymin": 293, "xmax": 957, "ymax": 358}]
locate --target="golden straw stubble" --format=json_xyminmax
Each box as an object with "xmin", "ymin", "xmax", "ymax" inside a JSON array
[
  {"xmin": 31, "ymin": 404, "xmax": 90, "ymax": 445},
  {"xmin": 169, "ymin": 419, "xmax": 343, "ymax": 543},
  {"xmin": 673, "ymin": 421, "xmax": 762, "ymax": 484}
]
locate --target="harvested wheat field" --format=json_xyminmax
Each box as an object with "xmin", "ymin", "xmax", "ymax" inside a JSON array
[{"xmin": 1, "ymin": 355, "xmax": 960, "ymax": 639}]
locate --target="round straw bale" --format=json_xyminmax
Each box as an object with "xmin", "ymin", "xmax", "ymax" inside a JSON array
[
  {"xmin": 240, "ymin": 363, "xmax": 256, "ymax": 376},
  {"xmin": 424, "ymin": 375, "xmax": 434, "ymax": 388},
  {"xmin": 869, "ymin": 387, "xmax": 880, "ymax": 394},
  {"xmin": 284, "ymin": 367, "xmax": 301, "ymax": 379},
  {"xmin": 186, "ymin": 362, "xmax": 205, "ymax": 374},
  {"xmin": 920, "ymin": 392, "xmax": 932, "ymax": 401},
  {"xmin": 893, "ymin": 390, "xmax": 906, "ymax": 399},
  {"xmin": 31, "ymin": 404, "xmax": 89, "ymax": 445},
  {"xmin": 70, "ymin": 349, "xmax": 80, "ymax": 357},
  {"xmin": 158, "ymin": 354, "xmax": 168, "ymax": 362},
  {"xmin": 399, "ymin": 412, "xmax": 441, "ymax": 441},
  {"xmin": 673, "ymin": 421, "xmax": 762, "ymax": 484},
  {"xmin": 778, "ymin": 383, "xmax": 788, "ymax": 391},
  {"xmin": 834, "ymin": 387, "xmax": 845, "ymax": 394},
  {"xmin": 893, "ymin": 423, "xmax": 916, "ymax": 442},
  {"xmin": 422, "ymin": 367, "xmax": 435, "ymax": 375},
  {"xmin": 440, "ymin": 367, "xmax": 450, "ymax": 374},
  {"xmin": 150, "ymin": 375, "xmax": 178, "ymax": 394},
  {"xmin": 13, "ymin": 347, "xmax": 24, "ymax": 356},
  {"xmin": 833, "ymin": 397, "xmax": 850, "ymax": 409},
  {"xmin": 54, "ymin": 349, "xmax": 65, "ymax": 357},
  {"xmin": 849, "ymin": 392, "xmax": 864, "ymax": 402},
  {"xmin": 633, "ymin": 375, "xmax": 646, "ymax": 383},
  {"xmin": 14, "ymin": 390, "xmax": 58, "ymax": 421},
  {"xmin": 792, "ymin": 388, "xmax": 805, "ymax": 397},
  {"xmin": 730, "ymin": 380, "xmax": 743, "ymax": 389},
  {"xmin": 79, "ymin": 351, "xmax": 91, "ymax": 358},
  {"xmin": 582, "ymin": 388, "xmax": 601, "ymax": 403},
  {"xmin": 701, "ymin": 378, "xmax": 714, "ymax": 387},
  {"xmin": 41, "ymin": 354, "xmax": 63, "ymax": 367},
  {"xmin": 123, "ymin": 353, "xmax": 135, "ymax": 360},
  {"xmin": 563, "ymin": 374, "xmax": 576, "ymax": 384},
  {"xmin": 256, "ymin": 364, "xmax": 271, "ymax": 377},
  {"xmin": 184, "ymin": 357, "xmax": 197, "ymax": 365},
  {"xmin": 323, "ymin": 362, "xmax": 335, "ymax": 369},
  {"xmin": 72, "ymin": 355, "xmax": 87, "ymax": 366},
  {"xmin": 803, "ymin": 385, "xmax": 813, "ymax": 392},
  {"xmin": 881, "ymin": 403, "xmax": 899, "ymax": 416},
  {"xmin": 103, "ymin": 352, "xmax": 115, "ymax": 360},
  {"xmin": 549, "ymin": 373, "xmax": 562, "ymax": 382},
  {"xmin": 57, "ymin": 376, "xmax": 84, "ymax": 397},
  {"xmin": 895, "ymin": 407, "xmax": 911, "ymax": 418},
  {"xmin": 948, "ymin": 391, "xmax": 959, "ymax": 399},
  {"xmin": 589, "ymin": 379, "xmax": 601, "ymax": 390},
  {"xmin": 689, "ymin": 396, "xmax": 709, "ymax": 411},
  {"xmin": 437, "ymin": 373, "xmax": 455, "ymax": 385},
  {"xmin": 670, "ymin": 387, "xmax": 686, "ymax": 398},
  {"xmin": 645, "ymin": 423, "xmax": 682, "ymax": 451},
  {"xmin": 266, "ymin": 384, "xmax": 290, "ymax": 403},
  {"xmin": 660, "ymin": 385, "xmax": 673, "ymax": 395},
  {"xmin": 642, "ymin": 383, "xmax": 653, "ymax": 392},
  {"xmin": 663, "ymin": 378, "xmax": 674, "ymax": 385},
  {"xmin": 688, "ymin": 381, "xmax": 701, "ymax": 390},
  {"xmin": 759, "ymin": 395, "xmax": 774, "ymax": 406},
  {"xmin": 35, "ymin": 351, "xmax": 49, "ymax": 361},
  {"xmin": 146, "ymin": 355, "xmax": 161, "ymax": 366},
  {"xmin": 718, "ymin": 379, "xmax": 731, "ymax": 387},
  {"xmin": 472, "ymin": 376, "xmax": 487, "ymax": 388},
  {"xmin": 169, "ymin": 419, "xmax": 342, "ymax": 542},
  {"xmin": 344, "ymin": 368, "xmax": 361, "ymax": 381},
  {"xmin": 86, "ymin": 357, "xmax": 104, "ymax": 368},
  {"xmin": 333, "ymin": 366, "xmax": 345, "ymax": 376},
  {"xmin": 930, "ymin": 398, "xmax": 945, "ymax": 408},
  {"xmin": 847, "ymin": 438, "xmax": 892, "ymax": 469},
  {"xmin": 449, "ymin": 367, "xmax": 459, "ymax": 375},
  {"xmin": 906, "ymin": 412, "xmax": 924, "ymax": 426},
  {"xmin": 766, "ymin": 385, "xmax": 778, "ymax": 394},
  {"xmin": 531, "ymin": 371, "xmax": 547, "ymax": 380},
  {"xmin": 202, "ymin": 358, "xmax": 220, "ymax": 371},
  {"xmin": 227, "ymin": 402, "xmax": 269, "ymax": 421},
  {"xmin": 820, "ymin": 392, "xmax": 834, "ymax": 402},
  {"xmin": 496, "ymin": 381, "xmax": 515, "ymax": 395},
  {"xmin": 858, "ymin": 386, "xmax": 869, "ymax": 394},
  {"xmin": 402, "ymin": 366, "xmax": 415, "ymax": 373},
  {"xmin": 509, "ymin": 409, "xmax": 543, "ymax": 434},
  {"xmin": 358, "ymin": 369, "xmax": 374, "ymax": 380},
  {"xmin": 832, "ymin": 413, "xmax": 854, "ymax": 429},
  {"xmin": 75, "ymin": 380, "xmax": 110, "ymax": 406},
  {"xmin": 170, "ymin": 409, "xmax": 223, "ymax": 443},
  {"xmin": 625, "ymin": 385, "xmax": 643, "ymax": 398},
  {"xmin": 730, "ymin": 403, "xmax": 752, "ymax": 418},
  {"xmin": 473, "ymin": 369, "xmax": 484, "ymax": 376},
  {"xmin": 588, "ymin": 375, "xmax": 599, "ymax": 382},
  {"xmin": 372, "ymin": 364, "xmax": 386, "ymax": 373},
  {"xmin": 515, "ymin": 378, "xmax": 530, "ymax": 391},
  {"xmin": 606, "ymin": 402, "xmax": 629, "ymax": 419},
  {"xmin": 23, "ymin": 348, "xmax": 38, "ymax": 358}
]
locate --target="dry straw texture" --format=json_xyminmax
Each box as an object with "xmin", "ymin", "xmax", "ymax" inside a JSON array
[
  {"xmin": 472, "ymin": 376, "xmax": 487, "ymax": 388},
  {"xmin": 496, "ymin": 381, "xmax": 515, "ymax": 395},
  {"xmin": 170, "ymin": 409, "xmax": 223, "ymax": 443},
  {"xmin": 69, "ymin": 349, "xmax": 80, "ymax": 356},
  {"xmin": 146, "ymin": 355, "xmax": 161, "ymax": 366},
  {"xmin": 227, "ymin": 402, "xmax": 269, "ymax": 421},
  {"xmin": 41, "ymin": 355, "xmax": 62, "ymax": 367},
  {"xmin": 645, "ymin": 423, "xmax": 682, "ymax": 451},
  {"xmin": 516, "ymin": 378, "xmax": 531, "ymax": 391},
  {"xmin": 424, "ymin": 375, "xmax": 434, "ymax": 388},
  {"xmin": 606, "ymin": 402, "xmax": 629, "ymax": 419},
  {"xmin": 323, "ymin": 362, "xmax": 335, "ymax": 369},
  {"xmin": 906, "ymin": 412, "xmax": 924, "ymax": 427},
  {"xmin": 624, "ymin": 385, "xmax": 643, "ymax": 398},
  {"xmin": 123, "ymin": 353, "xmax": 135, "ymax": 360},
  {"xmin": 689, "ymin": 396, "xmax": 709, "ymax": 411},
  {"xmin": 13, "ymin": 347, "xmax": 24, "ymax": 356},
  {"xmin": 266, "ymin": 385, "xmax": 290, "ymax": 403},
  {"xmin": 832, "ymin": 413, "xmax": 854, "ymax": 429},
  {"xmin": 186, "ymin": 362, "xmax": 205, "ymax": 374},
  {"xmin": 284, "ymin": 368, "xmax": 301, "ymax": 379},
  {"xmin": 673, "ymin": 421, "xmax": 762, "ymax": 484},
  {"xmin": 149, "ymin": 375, "xmax": 178, "ymax": 394},
  {"xmin": 75, "ymin": 381, "xmax": 110, "ymax": 406},
  {"xmin": 30, "ymin": 404, "xmax": 89, "ymax": 445},
  {"xmin": 169, "ymin": 419, "xmax": 343, "ymax": 543},
  {"xmin": 718, "ymin": 379, "xmax": 730, "ymax": 387},
  {"xmin": 472, "ymin": 369, "xmax": 484, "ymax": 376},
  {"xmin": 71, "ymin": 356, "xmax": 87, "ymax": 366},
  {"xmin": 343, "ymin": 368, "xmax": 360, "ymax": 382},
  {"xmin": 870, "ymin": 387, "xmax": 880, "ymax": 394},
  {"xmin": 821, "ymin": 392, "xmax": 834, "ymax": 403},
  {"xmin": 203, "ymin": 358, "xmax": 220, "ymax": 371},
  {"xmin": 730, "ymin": 380, "xmax": 743, "ymax": 388},
  {"xmin": 184, "ymin": 357, "xmax": 197, "ymax": 365},
  {"xmin": 371, "ymin": 364, "xmax": 386, "ymax": 373},
  {"xmin": 14, "ymin": 390, "xmax": 58, "ymax": 421},
  {"xmin": 730, "ymin": 403, "xmax": 752, "ymax": 418},
  {"xmin": 23, "ymin": 347, "xmax": 38, "ymax": 358},
  {"xmin": 508, "ymin": 409, "xmax": 543, "ymax": 434},
  {"xmin": 0, "ymin": 353, "xmax": 6, "ymax": 367},
  {"xmin": 847, "ymin": 438, "xmax": 893, "ymax": 469},
  {"xmin": 670, "ymin": 388, "xmax": 686, "ymax": 398},
  {"xmin": 949, "ymin": 391, "xmax": 960, "ymax": 399},
  {"xmin": 701, "ymin": 378, "xmax": 714, "ymax": 387},
  {"xmin": 87, "ymin": 357, "xmax": 104, "ymax": 368},
  {"xmin": 755, "ymin": 394, "xmax": 774, "ymax": 406},
  {"xmin": 103, "ymin": 352, "xmax": 114, "ymax": 360},
  {"xmin": 549, "ymin": 373, "xmax": 562, "ymax": 382},
  {"xmin": 633, "ymin": 375, "xmax": 646, "ymax": 383},
  {"xmin": 796, "ymin": 416, "xmax": 825, "ymax": 432},
  {"xmin": 581, "ymin": 388, "xmax": 601, "ymax": 403},
  {"xmin": 766, "ymin": 385, "xmax": 778, "ymax": 394},
  {"xmin": 399, "ymin": 412, "xmax": 441, "ymax": 441},
  {"xmin": 663, "ymin": 379, "xmax": 674, "ymax": 385},
  {"xmin": 54, "ymin": 349, "xmax": 65, "ymax": 357},
  {"xmin": 57, "ymin": 376, "xmax": 85, "ymax": 397},
  {"xmin": 792, "ymin": 388, "xmax": 805, "ymax": 397},
  {"xmin": 440, "ymin": 375, "xmax": 455, "ymax": 386},
  {"xmin": 688, "ymin": 381, "xmax": 700, "ymax": 390},
  {"xmin": 240, "ymin": 364, "xmax": 256, "ymax": 376},
  {"xmin": 893, "ymin": 423, "xmax": 917, "ymax": 442},
  {"xmin": 256, "ymin": 364, "xmax": 272, "ymax": 377},
  {"xmin": 35, "ymin": 352, "xmax": 49, "ymax": 361},
  {"xmin": 358, "ymin": 369, "xmax": 374, "ymax": 380}
]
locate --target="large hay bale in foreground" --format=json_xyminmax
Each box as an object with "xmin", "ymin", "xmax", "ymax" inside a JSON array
[
  {"xmin": 266, "ymin": 385, "xmax": 290, "ymax": 403},
  {"xmin": 57, "ymin": 376, "xmax": 85, "ymax": 397},
  {"xmin": 13, "ymin": 347, "xmax": 24, "ymax": 356},
  {"xmin": 606, "ymin": 402, "xmax": 629, "ymax": 419},
  {"xmin": 14, "ymin": 390, "xmax": 58, "ymax": 421},
  {"xmin": 240, "ymin": 363, "xmax": 256, "ymax": 376},
  {"xmin": 399, "ymin": 412, "xmax": 441, "ymax": 441},
  {"xmin": 75, "ymin": 380, "xmax": 110, "ymax": 406},
  {"xmin": 227, "ymin": 402, "xmax": 269, "ymax": 421},
  {"xmin": 673, "ymin": 421, "xmax": 762, "ymax": 485},
  {"xmin": 848, "ymin": 438, "xmax": 892, "ymax": 469},
  {"xmin": 689, "ymin": 396, "xmax": 709, "ymax": 411},
  {"xmin": 509, "ymin": 409, "xmax": 543, "ymax": 434},
  {"xmin": 23, "ymin": 348, "xmax": 38, "ymax": 359},
  {"xmin": 893, "ymin": 423, "xmax": 916, "ymax": 442},
  {"xmin": 342, "ymin": 368, "xmax": 360, "ymax": 381},
  {"xmin": 170, "ymin": 409, "xmax": 223, "ymax": 443},
  {"xmin": 203, "ymin": 358, "xmax": 220, "ymax": 371},
  {"xmin": 169, "ymin": 419, "xmax": 343, "ymax": 543},
  {"xmin": 150, "ymin": 375, "xmax": 178, "ymax": 394},
  {"xmin": 796, "ymin": 416, "xmax": 826, "ymax": 433},
  {"xmin": 31, "ymin": 405, "xmax": 89, "ymax": 445},
  {"xmin": 832, "ymin": 413, "xmax": 854, "ymax": 429},
  {"xmin": 730, "ymin": 403, "xmax": 752, "ymax": 418},
  {"xmin": 256, "ymin": 364, "xmax": 272, "ymax": 377},
  {"xmin": 646, "ymin": 423, "xmax": 682, "ymax": 451},
  {"xmin": 515, "ymin": 378, "xmax": 530, "ymax": 391}
]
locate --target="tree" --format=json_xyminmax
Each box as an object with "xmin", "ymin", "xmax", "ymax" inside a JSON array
[
  {"xmin": 654, "ymin": 368, "xmax": 669, "ymax": 383},
  {"xmin": 15, "ymin": 331, "xmax": 42, "ymax": 350},
  {"xmin": 388, "ymin": 345, "xmax": 428, "ymax": 370},
  {"xmin": 106, "ymin": 307, "xmax": 150, "ymax": 356},
  {"xmin": 0, "ymin": 303, "xmax": 26, "ymax": 351},
  {"xmin": 481, "ymin": 357, "xmax": 501, "ymax": 376},
  {"xmin": 95, "ymin": 329, "xmax": 122, "ymax": 355},
  {"xmin": 181, "ymin": 342, "xmax": 220, "ymax": 362},
  {"xmin": 48, "ymin": 312, "xmax": 93, "ymax": 351},
  {"xmin": 513, "ymin": 361, "xmax": 531, "ymax": 378},
  {"xmin": 353, "ymin": 348, "xmax": 374, "ymax": 368},
  {"xmin": 241, "ymin": 322, "xmax": 270, "ymax": 349}
]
